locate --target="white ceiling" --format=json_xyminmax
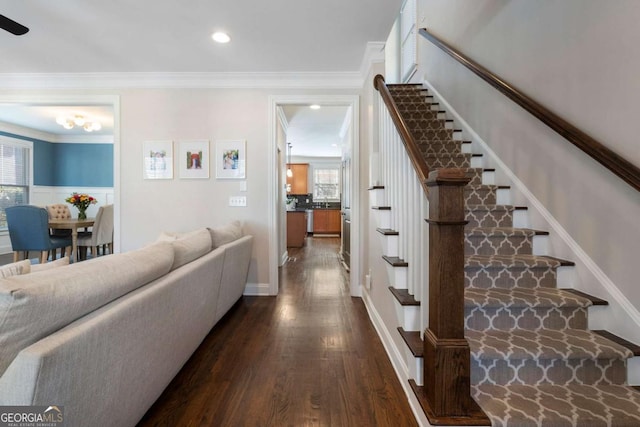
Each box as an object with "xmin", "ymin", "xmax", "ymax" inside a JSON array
[
  {"xmin": 282, "ymin": 105, "xmax": 349, "ymax": 158},
  {"xmin": 0, "ymin": 0, "xmax": 400, "ymax": 151},
  {"xmin": 0, "ymin": 0, "xmax": 400, "ymax": 73}
]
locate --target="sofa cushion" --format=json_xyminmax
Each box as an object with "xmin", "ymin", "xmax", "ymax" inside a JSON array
[
  {"xmin": 30, "ymin": 256, "xmax": 70, "ymax": 273},
  {"xmin": 0, "ymin": 241, "xmax": 175, "ymax": 377},
  {"xmin": 0, "ymin": 260, "xmax": 31, "ymax": 278},
  {"xmin": 169, "ymin": 228, "xmax": 212, "ymax": 270},
  {"xmin": 208, "ymin": 220, "xmax": 243, "ymax": 249}
]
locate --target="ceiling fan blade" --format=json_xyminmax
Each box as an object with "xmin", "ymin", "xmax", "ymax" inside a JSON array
[{"xmin": 0, "ymin": 14, "xmax": 29, "ymax": 36}]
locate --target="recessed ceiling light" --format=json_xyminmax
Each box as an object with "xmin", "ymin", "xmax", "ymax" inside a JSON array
[
  {"xmin": 212, "ymin": 32, "xmax": 231, "ymax": 43},
  {"xmin": 309, "ymin": 104, "xmax": 321, "ymax": 110}
]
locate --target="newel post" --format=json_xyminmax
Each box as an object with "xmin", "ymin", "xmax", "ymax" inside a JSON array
[{"xmin": 422, "ymin": 168, "xmax": 488, "ymax": 422}]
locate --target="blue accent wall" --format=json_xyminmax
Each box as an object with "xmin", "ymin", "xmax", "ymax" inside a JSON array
[
  {"xmin": 0, "ymin": 131, "xmax": 113, "ymax": 187},
  {"xmin": 53, "ymin": 143, "xmax": 113, "ymax": 187},
  {"xmin": 33, "ymin": 139, "xmax": 55, "ymax": 185}
]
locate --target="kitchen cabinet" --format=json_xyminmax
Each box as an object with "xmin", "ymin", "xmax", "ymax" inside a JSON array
[
  {"xmin": 286, "ymin": 163, "xmax": 309, "ymax": 194},
  {"xmin": 287, "ymin": 211, "xmax": 307, "ymax": 247},
  {"xmin": 313, "ymin": 209, "xmax": 341, "ymax": 234}
]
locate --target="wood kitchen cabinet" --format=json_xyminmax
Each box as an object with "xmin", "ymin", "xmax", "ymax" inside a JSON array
[
  {"xmin": 286, "ymin": 163, "xmax": 309, "ymax": 194},
  {"xmin": 287, "ymin": 211, "xmax": 307, "ymax": 247},
  {"xmin": 313, "ymin": 209, "xmax": 341, "ymax": 234}
]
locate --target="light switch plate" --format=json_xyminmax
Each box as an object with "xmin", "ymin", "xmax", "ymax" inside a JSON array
[{"xmin": 229, "ymin": 196, "xmax": 247, "ymax": 207}]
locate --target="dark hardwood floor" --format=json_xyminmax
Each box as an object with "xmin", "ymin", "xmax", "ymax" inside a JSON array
[{"xmin": 138, "ymin": 237, "xmax": 417, "ymax": 426}]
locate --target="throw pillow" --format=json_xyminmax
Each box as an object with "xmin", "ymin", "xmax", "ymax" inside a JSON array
[
  {"xmin": 0, "ymin": 260, "xmax": 31, "ymax": 278},
  {"xmin": 208, "ymin": 220, "xmax": 243, "ymax": 249},
  {"xmin": 30, "ymin": 257, "xmax": 70, "ymax": 273}
]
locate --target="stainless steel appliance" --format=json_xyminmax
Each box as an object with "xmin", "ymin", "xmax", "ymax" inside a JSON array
[{"xmin": 305, "ymin": 209, "xmax": 314, "ymax": 233}]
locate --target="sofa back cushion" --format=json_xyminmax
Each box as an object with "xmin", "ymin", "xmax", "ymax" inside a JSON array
[
  {"xmin": 208, "ymin": 220, "xmax": 243, "ymax": 249},
  {"xmin": 0, "ymin": 241, "xmax": 175, "ymax": 376},
  {"xmin": 166, "ymin": 228, "xmax": 212, "ymax": 270}
]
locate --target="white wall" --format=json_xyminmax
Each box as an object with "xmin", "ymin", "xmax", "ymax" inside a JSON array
[
  {"xmin": 415, "ymin": 0, "xmax": 640, "ymax": 336},
  {"xmin": 119, "ymin": 88, "xmax": 362, "ymax": 290}
]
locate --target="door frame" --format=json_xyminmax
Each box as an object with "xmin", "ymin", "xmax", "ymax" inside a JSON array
[{"xmin": 268, "ymin": 94, "xmax": 360, "ymax": 296}]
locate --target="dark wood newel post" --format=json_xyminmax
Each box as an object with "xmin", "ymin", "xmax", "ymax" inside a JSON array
[{"xmin": 423, "ymin": 168, "xmax": 489, "ymax": 423}]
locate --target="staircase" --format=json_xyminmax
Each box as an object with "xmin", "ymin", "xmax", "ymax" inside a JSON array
[{"xmin": 372, "ymin": 82, "xmax": 640, "ymax": 426}]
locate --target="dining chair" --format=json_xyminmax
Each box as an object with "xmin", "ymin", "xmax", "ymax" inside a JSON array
[
  {"xmin": 46, "ymin": 203, "xmax": 73, "ymax": 237},
  {"xmin": 77, "ymin": 204, "xmax": 114, "ymax": 260},
  {"xmin": 6, "ymin": 205, "xmax": 73, "ymax": 263}
]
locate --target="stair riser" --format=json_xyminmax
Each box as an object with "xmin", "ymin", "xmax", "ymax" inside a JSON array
[
  {"xmin": 465, "ymin": 234, "xmax": 532, "ymax": 256},
  {"xmin": 465, "ymin": 307, "xmax": 588, "ymax": 331},
  {"xmin": 405, "ymin": 118, "xmax": 446, "ymax": 132},
  {"xmin": 400, "ymin": 111, "xmax": 441, "ymax": 121},
  {"xmin": 471, "ymin": 358, "xmax": 629, "ymax": 386},
  {"xmin": 417, "ymin": 141, "xmax": 462, "ymax": 155},
  {"xmin": 411, "ymin": 128, "xmax": 458, "ymax": 141},
  {"xmin": 425, "ymin": 155, "xmax": 471, "ymax": 169},
  {"xmin": 394, "ymin": 302, "xmax": 420, "ymax": 331},
  {"xmin": 465, "ymin": 187, "xmax": 497, "ymax": 206},
  {"xmin": 466, "ymin": 209, "xmax": 514, "ymax": 228},
  {"xmin": 386, "ymin": 264, "xmax": 407, "ymax": 290},
  {"xmin": 465, "ymin": 267, "xmax": 557, "ymax": 289}
]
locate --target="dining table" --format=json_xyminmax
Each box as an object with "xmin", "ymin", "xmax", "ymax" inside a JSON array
[{"xmin": 49, "ymin": 217, "xmax": 95, "ymax": 262}]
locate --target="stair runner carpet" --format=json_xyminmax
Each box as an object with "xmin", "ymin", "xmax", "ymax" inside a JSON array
[{"xmin": 386, "ymin": 84, "xmax": 640, "ymax": 426}]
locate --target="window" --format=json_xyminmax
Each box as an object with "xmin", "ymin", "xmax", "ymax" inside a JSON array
[
  {"xmin": 0, "ymin": 138, "xmax": 30, "ymax": 230},
  {"xmin": 313, "ymin": 168, "xmax": 340, "ymax": 201}
]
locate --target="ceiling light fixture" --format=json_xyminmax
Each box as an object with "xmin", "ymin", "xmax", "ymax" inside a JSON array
[
  {"xmin": 212, "ymin": 32, "xmax": 231, "ymax": 43},
  {"xmin": 56, "ymin": 115, "xmax": 102, "ymax": 132},
  {"xmin": 309, "ymin": 104, "xmax": 321, "ymax": 110}
]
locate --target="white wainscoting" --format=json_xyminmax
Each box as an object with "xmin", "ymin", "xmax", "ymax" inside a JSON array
[{"xmin": 0, "ymin": 186, "xmax": 114, "ymax": 255}]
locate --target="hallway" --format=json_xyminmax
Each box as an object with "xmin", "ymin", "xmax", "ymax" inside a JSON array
[{"xmin": 139, "ymin": 237, "xmax": 417, "ymax": 426}]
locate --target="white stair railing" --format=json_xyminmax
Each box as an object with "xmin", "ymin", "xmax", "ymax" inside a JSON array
[{"xmin": 376, "ymin": 91, "xmax": 429, "ymax": 322}]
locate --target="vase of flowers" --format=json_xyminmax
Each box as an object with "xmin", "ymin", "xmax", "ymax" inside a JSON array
[{"xmin": 65, "ymin": 193, "xmax": 97, "ymax": 220}]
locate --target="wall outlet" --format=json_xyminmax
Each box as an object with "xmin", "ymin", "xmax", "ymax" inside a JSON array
[
  {"xmin": 229, "ymin": 196, "xmax": 247, "ymax": 207},
  {"xmin": 365, "ymin": 273, "xmax": 372, "ymax": 289}
]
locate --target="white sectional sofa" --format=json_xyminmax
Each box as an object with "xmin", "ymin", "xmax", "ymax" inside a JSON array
[{"xmin": 0, "ymin": 223, "xmax": 253, "ymax": 427}]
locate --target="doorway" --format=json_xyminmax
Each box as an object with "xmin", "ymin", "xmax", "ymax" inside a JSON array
[
  {"xmin": 0, "ymin": 94, "xmax": 120, "ymax": 253},
  {"xmin": 268, "ymin": 95, "xmax": 359, "ymax": 297}
]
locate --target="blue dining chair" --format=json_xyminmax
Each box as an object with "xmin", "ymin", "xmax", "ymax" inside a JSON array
[{"xmin": 6, "ymin": 205, "xmax": 73, "ymax": 264}]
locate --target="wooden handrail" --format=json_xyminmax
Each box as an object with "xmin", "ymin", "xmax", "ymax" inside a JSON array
[
  {"xmin": 373, "ymin": 74, "xmax": 431, "ymax": 194},
  {"xmin": 420, "ymin": 28, "xmax": 640, "ymax": 192}
]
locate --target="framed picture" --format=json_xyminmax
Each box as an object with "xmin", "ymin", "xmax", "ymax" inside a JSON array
[
  {"xmin": 178, "ymin": 140, "xmax": 210, "ymax": 179},
  {"xmin": 143, "ymin": 140, "xmax": 173, "ymax": 179},
  {"xmin": 215, "ymin": 140, "xmax": 246, "ymax": 179}
]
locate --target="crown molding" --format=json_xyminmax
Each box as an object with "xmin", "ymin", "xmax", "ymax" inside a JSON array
[
  {"xmin": 0, "ymin": 71, "xmax": 365, "ymax": 90},
  {"xmin": 359, "ymin": 42, "xmax": 386, "ymax": 77},
  {"xmin": 0, "ymin": 121, "xmax": 113, "ymax": 144},
  {"xmin": 0, "ymin": 120, "xmax": 54, "ymax": 142}
]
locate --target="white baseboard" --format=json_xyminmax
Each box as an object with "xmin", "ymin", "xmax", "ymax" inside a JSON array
[
  {"xmin": 243, "ymin": 282, "xmax": 271, "ymax": 296},
  {"xmin": 361, "ymin": 289, "xmax": 430, "ymax": 427}
]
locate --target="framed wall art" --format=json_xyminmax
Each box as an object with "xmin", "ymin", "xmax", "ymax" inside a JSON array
[
  {"xmin": 143, "ymin": 140, "xmax": 173, "ymax": 179},
  {"xmin": 178, "ymin": 140, "xmax": 210, "ymax": 179},
  {"xmin": 215, "ymin": 140, "xmax": 246, "ymax": 179}
]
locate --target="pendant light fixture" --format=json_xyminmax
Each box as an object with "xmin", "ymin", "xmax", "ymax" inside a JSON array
[{"xmin": 286, "ymin": 143, "xmax": 293, "ymax": 177}]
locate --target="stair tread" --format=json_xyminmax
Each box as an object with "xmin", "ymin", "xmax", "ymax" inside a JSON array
[
  {"xmin": 382, "ymin": 255, "xmax": 408, "ymax": 267},
  {"xmin": 466, "ymin": 204, "xmax": 515, "ymax": 211},
  {"xmin": 465, "ymin": 227, "xmax": 549, "ymax": 237},
  {"xmin": 466, "ymin": 254, "xmax": 570, "ymax": 268},
  {"xmin": 473, "ymin": 384, "xmax": 640, "ymax": 425},
  {"xmin": 466, "ymin": 329, "xmax": 634, "ymax": 360},
  {"xmin": 376, "ymin": 228, "xmax": 399, "ymax": 236},
  {"xmin": 465, "ymin": 287, "xmax": 593, "ymax": 309},
  {"xmin": 398, "ymin": 327, "xmax": 423, "ymax": 357},
  {"xmin": 389, "ymin": 287, "xmax": 419, "ymax": 306}
]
